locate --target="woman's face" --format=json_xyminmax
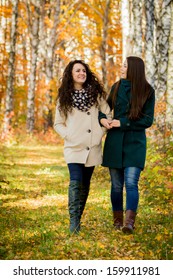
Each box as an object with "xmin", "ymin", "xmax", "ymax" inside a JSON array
[
  {"xmin": 120, "ymin": 59, "xmax": 128, "ymax": 79},
  {"xmin": 72, "ymin": 63, "xmax": 87, "ymax": 88}
]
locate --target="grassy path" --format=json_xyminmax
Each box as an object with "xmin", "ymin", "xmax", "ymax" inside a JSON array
[{"xmin": 0, "ymin": 143, "xmax": 172, "ymax": 260}]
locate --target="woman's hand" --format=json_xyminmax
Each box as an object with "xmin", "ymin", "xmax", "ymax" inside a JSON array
[
  {"xmin": 100, "ymin": 118, "xmax": 112, "ymax": 129},
  {"xmin": 110, "ymin": 119, "xmax": 120, "ymax": 128}
]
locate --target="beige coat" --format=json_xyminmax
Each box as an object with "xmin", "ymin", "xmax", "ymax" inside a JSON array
[{"xmin": 54, "ymin": 98, "xmax": 110, "ymax": 167}]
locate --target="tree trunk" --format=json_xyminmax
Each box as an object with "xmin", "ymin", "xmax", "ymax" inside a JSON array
[
  {"xmin": 26, "ymin": 1, "xmax": 40, "ymax": 133},
  {"xmin": 131, "ymin": 0, "xmax": 143, "ymax": 56},
  {"xmin": 3, "ymin": 0, "xmax": 19, "ymax": 134},
  {"xmin": 154, "ymin": 0, "xmax": 172, "ymax": 146},
  {"xmin": 43, "ymin": 0, "xmax": 61, "ymax": 132},
  {"xmin": 121, "ymin": 0, "xmax": 132, "ymax": 59},
  {"xmin": 166, "ymin": 1, "xmax": 173, "ymax": 138},
  {"xmin": 100, "ymin": 0, "xmax": 111, "ymax": 90},
  {"xmin": 144, "ymin": 0, "xmax": 155, "ymax": 87},
  {"xmin": 154, "ymin": 0, "xmax": 172, "ymax": 100}
]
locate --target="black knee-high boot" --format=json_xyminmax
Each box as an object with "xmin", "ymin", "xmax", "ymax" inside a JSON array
[
  {"xmin": 68, "ymin": 180, "xmax": 81, "ymax": 233},
  {"xmin": 79, "ymin": 183, "xmax": 90, "ymax": 220}
]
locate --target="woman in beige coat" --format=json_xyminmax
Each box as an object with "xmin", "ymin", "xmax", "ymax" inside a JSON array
[{"xmin": 54, "ymin": 60, "xmax": 110, "ymax": 234}]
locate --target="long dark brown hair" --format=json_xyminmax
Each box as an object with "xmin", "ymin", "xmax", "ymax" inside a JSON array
[
  {"xmin": 56, "ymin": 60, "xmax": 107, "ymax": 118},
  {"xmin": 112, "ymin": 56, "xmax": 152, "ymax": 120}
]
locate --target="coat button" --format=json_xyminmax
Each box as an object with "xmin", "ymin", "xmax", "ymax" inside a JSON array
[
  {"xmin": 87, "ymin": 112, "xmax": 90, "ymax": 115},
  {"xmin": 86, "ymin": 147, "xmax": 90, "ymax": 150},
  {"xmin": 87, "ymin": 129, "xmax": 91, "ymax": 133}
]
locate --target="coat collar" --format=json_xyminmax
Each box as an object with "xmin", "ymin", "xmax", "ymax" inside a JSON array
[{"xmin": 118, "ymin": 79, "xmax": 131, "ymax": 102}]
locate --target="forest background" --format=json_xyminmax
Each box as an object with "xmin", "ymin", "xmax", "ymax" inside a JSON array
[{"xmin": 0, "ymin": 0, "xmax": 173, "ymax": 260}]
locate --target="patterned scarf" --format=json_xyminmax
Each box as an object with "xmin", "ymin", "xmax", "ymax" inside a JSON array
[{"xmin": 71, "ymin": 85, "xmax": 95, "ymax": 112}]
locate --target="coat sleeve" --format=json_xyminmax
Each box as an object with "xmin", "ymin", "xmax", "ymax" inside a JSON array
[
  {"xmin": 120, "ymin": 90, "xmax": 155, "ymax": 131},
  {"xmin": 98, "ymin": 97, "xmax": 111, "ymax": 115},
  {"xmin": 54, "ymin": 104, "xmax": 67, "ymax": 139},
  {"xmin": 98, "ymin": 86, "xmax": 115, "ymax": 121}
]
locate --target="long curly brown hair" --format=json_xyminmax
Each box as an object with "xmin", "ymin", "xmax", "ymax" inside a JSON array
[{"xmin": 56, "ymin": 60, "xmax": 107, "ymax": 118}]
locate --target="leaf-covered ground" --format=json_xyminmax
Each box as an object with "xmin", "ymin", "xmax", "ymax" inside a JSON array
[{"xmin": 0, "ymin": 140, "xmax": 172, "ymax": 260}]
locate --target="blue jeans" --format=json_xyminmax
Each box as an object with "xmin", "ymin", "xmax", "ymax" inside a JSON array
[
  {"xmin": 109, "ymin": 167, "xmax": 141, "ymax": 212},
  {"xmin": 68, "ymin": 163, "xmax": 94, "ymax": 186}
]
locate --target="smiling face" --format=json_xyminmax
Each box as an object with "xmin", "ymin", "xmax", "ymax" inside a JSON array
[
  {"xmin": 120, "ymin": 59, "xmax": 128, "ymax": 79},
  {"xmin": 72, "ymin": 63, "xmax": 87, "ymax": 89}
]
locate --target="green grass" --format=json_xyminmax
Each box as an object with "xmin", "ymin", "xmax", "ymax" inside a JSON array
[{"xmin": 0, "ymin": 142, "xmax": 172, "ymax": 260}]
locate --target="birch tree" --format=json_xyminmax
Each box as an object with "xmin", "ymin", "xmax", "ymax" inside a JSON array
[
  {"xmin": 26, "ymin": 0, "xmax": 40, "ymax": 133},
  {"xmin": 42, "ymin": 0, "xmax": 61, "ymax": 132},
  {"xmin": 131, "ymin": 0, "xmax": 143, "ymax": 56},
  {"xmin": 166, "ymin": 1, "xmax": 173, "ymax": 136},
  {"xmin": 121, "ymin": 0, "xmax": 134, "ymax": 57},
  {"xmin": 154, "ymin": 0, "xmax": 172, "ymax": 100},
  {"xmin": 100, "ymin": 0, "xmax": 111, "ymax": 89},
  {"xmin": 0, "ymin": 0, "xmax": 10, "ymax": 106},
  {"xmin": 144, "ymin": 0, "xmax": 155, "ymax": 87},
  {"xmin": 3, "ymin": 0, "xmax": 19, "ymax": 134},
  {"xmin": 152, "ymin": 0, "xmax": 172, "ymax": 145},
  {"xmin": 121, "ymin": 0, "xmax": 132, "ymax": 59}
]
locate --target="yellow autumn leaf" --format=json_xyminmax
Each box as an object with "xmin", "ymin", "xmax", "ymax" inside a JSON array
[
  {"xmin": 97, "ymin": 242, "xmax": 105, "ymax": 249},
  {"xmin": 155, "ymin": 234, "xmax": 162, "ymax": 241}
]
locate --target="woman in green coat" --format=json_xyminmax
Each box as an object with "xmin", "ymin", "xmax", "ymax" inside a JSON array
[{"xmin": 99, "ymin": 56, "xmax": 155, "ymax": 233}]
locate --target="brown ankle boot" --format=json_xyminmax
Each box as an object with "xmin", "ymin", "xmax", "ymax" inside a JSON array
[
  {"xmin": 122, "ymin": 210, "xmax": 136, "ymax": 234},
  {"xmin": 113, "ymin": 211, "xmax": 123, "ymax": 230}
]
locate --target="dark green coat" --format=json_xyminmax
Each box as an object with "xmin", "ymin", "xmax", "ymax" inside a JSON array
[{"xmin": 99, "ymin": 79, "xmax": 155, "ymax": 170}]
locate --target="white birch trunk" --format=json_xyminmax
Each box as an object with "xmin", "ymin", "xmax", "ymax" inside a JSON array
[
  {"xmin": 121, "ymin": 0, "xmax": 132, "ymax": 59},
  {"xmin": 154, "ymin": 0, "xmax": 172, "ymax": 100},
  {"xmin": 154, "ymin": 0, "xmax": 172, "ymax": 144},
  {"xmin": 166, "ymin": 1, "xmax": 173, "ymax": 136},
  {"xmin": 26, "ymin": 1, "xmax": 40, "ymax": 133},
  {"xmin": 3, "ymin": 0, "xmax": 19, "ymax": 134},
  {"xmin": 131, "ymin": 0, "xmax": 143, "ymax": 56},
  {"xmin": 144, "ymin": 0, "xmax": 155, "ymax": 87},
  {"xmin": 43, "ymin": 0, "xmax": 61, "ymax": 132},
  {"xmin": 100, "ymin": 0, "xmax": 111, "ymax": 90}
]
